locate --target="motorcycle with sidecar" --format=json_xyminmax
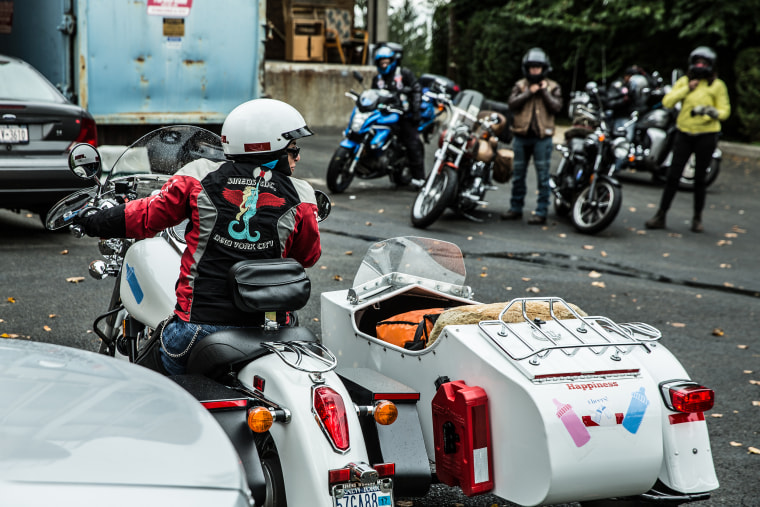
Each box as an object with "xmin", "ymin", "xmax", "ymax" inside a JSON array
[{"xmin": 320, "ymin": 236, "xmax": 719, "ymax": 507}]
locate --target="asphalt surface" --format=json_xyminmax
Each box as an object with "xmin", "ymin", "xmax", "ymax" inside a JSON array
[{"xmin": 1, "ymin": 127, "xmax": 758, "ymax": 506}]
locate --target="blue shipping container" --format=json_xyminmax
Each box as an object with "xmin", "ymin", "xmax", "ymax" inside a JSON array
[{"xmin": 0, "ymin": 0, "xmax": 264, "ymax": 124}]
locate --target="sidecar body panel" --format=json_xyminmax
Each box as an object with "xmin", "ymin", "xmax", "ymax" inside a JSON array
[{"xmin": 321, "ymin": 286, "xmax": 718, "ymax": 506}]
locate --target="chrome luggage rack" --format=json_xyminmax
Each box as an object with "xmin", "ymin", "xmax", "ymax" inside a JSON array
[{"xmin": 477, "ymin": 297, "xmax": 661, "ymax": 364}]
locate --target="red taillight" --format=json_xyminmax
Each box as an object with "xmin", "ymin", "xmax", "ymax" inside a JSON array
[
  {"xmin": 669, "ymin": 384, "xmax": 714, "ymax": 413},
  {"xmin": 201, "ymin": 399, "xmax": 247, "ymax": 410},
  {"xmin": 661, "ymin": 380, "xmax": 714, "ymax": 414},
  {"xmin": 70, "ymin": 116, "xmax": 98, "ymax": 149},
  {"xmin": 313, "ymin": 386, "xmax": 350, "ymax": 451},
  {"xmin": 328, "ymin": 467, "xmax": 352, "ymax": 486},
  {"xmin": 373, "ymin": 462, "xmax": 395, "ymax": 478}
]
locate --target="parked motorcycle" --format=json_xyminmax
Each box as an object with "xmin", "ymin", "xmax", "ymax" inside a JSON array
[
  {"xmin": 410, "ymin": 89, "xmax": 513, "ymax": 229},
  {"xmin": 326, "ymin": 72, "xmax": 454, "ymax": 194},
  {"xmin": 552, "ymin": 81, "xmax": 624, "ymax": 234},
  {"xmin": 44, "ymin": 126, "xmax": 433, "ymax": 507},
  {"xmin": 570, "ymin": 72, "xmax": 721, "ymax": 190},
  {"xmin": 321, "ymin": 235, "xmax": 719, "ymax": 507}
]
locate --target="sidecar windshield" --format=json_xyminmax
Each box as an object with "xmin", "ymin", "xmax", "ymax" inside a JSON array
[{"xmin": 352, "ymin": 237, "xmax": 469, "ymax": 300}]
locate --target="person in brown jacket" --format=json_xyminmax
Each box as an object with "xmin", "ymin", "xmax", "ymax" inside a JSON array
[{"xmin": 502, "ymin": 48, "xmax": 563, "ymax": 225}]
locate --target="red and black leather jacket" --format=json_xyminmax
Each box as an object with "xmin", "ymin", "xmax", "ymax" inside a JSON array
[{"xmin": 85, "ymin": 158, "xmax": 321, "ymax": 325}]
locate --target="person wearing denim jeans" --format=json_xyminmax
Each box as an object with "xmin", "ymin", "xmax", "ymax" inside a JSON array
[{"xmin": 502, "ymin": 48, "xmax": 563, "ymax": 225}]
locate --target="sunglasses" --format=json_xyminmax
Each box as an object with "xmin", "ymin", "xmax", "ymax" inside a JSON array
[{"xmin": 285, "ymin": 145, "xmax": 301, "ymax": 157}]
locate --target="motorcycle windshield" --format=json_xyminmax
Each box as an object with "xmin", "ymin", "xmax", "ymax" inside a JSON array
[
  {"xmin": 45, "ymin": 126, "xmax": 224, "ymax": 230},
  {"xmin": 108, "ymin": 125, "xmax": 224, "ymax": 181},
  {"xmin": 352, "ymin": 237, "xmax": 468, "ymax": 296}
]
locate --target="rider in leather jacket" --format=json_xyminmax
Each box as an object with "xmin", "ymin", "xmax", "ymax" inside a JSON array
[
  {"xmin": 77, "ymin": 99, "xmax": 322, "ymax": 374},
  {"xmin": 371, "ymin": 43, "xmax": 425, "ymax": 187}
]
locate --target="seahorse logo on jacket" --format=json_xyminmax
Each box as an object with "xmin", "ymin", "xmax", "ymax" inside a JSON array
[{"xmin": 222, "ymin": 168, "xmax": 285, "ymax": 242}]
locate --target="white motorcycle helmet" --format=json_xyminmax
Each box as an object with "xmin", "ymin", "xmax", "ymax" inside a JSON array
[{"xmin": 221, "ymin": 98, "xmax": 313, "ymax": 157}]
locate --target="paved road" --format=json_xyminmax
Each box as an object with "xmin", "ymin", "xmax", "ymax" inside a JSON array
[{"xmin": 1, "ymin": 128, "xmax": 758, "ymax": 506}]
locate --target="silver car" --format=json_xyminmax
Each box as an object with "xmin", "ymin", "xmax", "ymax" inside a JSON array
[{"xmin": 0, "ymin": 339, "xmax": 253, "ymax": 506}]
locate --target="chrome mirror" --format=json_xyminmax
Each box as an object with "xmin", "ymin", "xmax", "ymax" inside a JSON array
[{"xmin": 68, "ymin": 143, "xmax": 102, "ymax": 180}]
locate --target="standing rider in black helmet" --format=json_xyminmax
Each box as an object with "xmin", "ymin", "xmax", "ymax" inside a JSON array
[
  {"xmin": 371, "ymin": 43, "xmax": 425, "ymax": 188},
  {"xmin": 502, "ymin": 47, "xmax": 563, "ymax": 225}
]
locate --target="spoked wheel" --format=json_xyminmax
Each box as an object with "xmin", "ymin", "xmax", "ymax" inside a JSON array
[
  {"xmin": 571, "ymin": 180, "xmax": 622, "ymax": 234},
  {"xmin": 410, "ymin": 166, "xmax": 458, "ymax": 229},
  {"xmin": 678, "ymin": 154, "xmax": 721, "ymax": 190},
  {"xmin": 255, "ymin": 433, "xmax": 287, "ymax": 507},
  {"xmin": 326, "ymin": 146, "xmax": 356, "ymax": 194}
]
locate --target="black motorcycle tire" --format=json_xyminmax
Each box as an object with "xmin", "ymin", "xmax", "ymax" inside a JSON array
[
  {"xmin": 410, "ymin": 166, "xmax": 458, "ymax": 229},
  {"xmin": 678, "ymin": 155, "xmax": 720, "ymax": 191},
  {"xmin": 255, "ymin": 433, "xmax": 287, "ymax": 507},
  {"xmin": 326, "ymin": 146, "xmax": 356, "ymax": 194},
  {"xmin": 571, "ymin": 180, "xmax": 622, "ymax": 235}
]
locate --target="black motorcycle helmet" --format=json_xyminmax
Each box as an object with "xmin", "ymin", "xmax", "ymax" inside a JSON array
[
  {"xmin": 688, "ymin": 46, "xmax": 716, "ymax": 79},
  {"xmin": 521, "ymin": 47, "xmax": 552, "ymax": 84}
]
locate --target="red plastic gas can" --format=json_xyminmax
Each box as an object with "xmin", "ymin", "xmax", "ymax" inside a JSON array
[{"xmin": 431, "ymin": 379, "xmax": 494, "ymax": 496}]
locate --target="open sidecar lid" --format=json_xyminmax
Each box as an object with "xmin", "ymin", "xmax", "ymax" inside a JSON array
[{"xmin": 350, "ymin": 237, "xmax": 472, "ymax": 304}]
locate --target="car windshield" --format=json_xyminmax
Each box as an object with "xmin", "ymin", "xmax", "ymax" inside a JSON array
[
  {"xmin": 351, "ymin": 237, "xmax": 470, "ymax": 300},
  {"xmin": 0, "ymin": 58, "xmax": 64, "ymax": 102}
]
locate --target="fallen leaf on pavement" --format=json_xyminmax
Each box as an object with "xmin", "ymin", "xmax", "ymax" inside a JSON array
[
  {"xmin": 731, "ymin": 226, "xmax": 746, "ymax": 234},
  {"xmin": 344, "ymin": 251, "xmax": 353, "ymax": 255},
  {"xmin": 671, "ymin": 322, "xmax": 686, "ymax": 328},
  {"xmin": 558, "ymin": 233, "xmax": 567, "ymax": 238},
  {"xmin": 583, "ymin": 245, "xmax": 594, "ymax": 250},
  {"xmin": 749, "ymin": 447, "xmax": 760, "ymax": 455},
  {"xmin": 479, "ymin": 273, "xmax": 488, "ymax": 278},
  {"xmin": 365, "ymin": 221, "xmax": 372, "ymax": 226},
  {"xmin": 744, "ymin": 370, "xmax": 754, "ymax": 375},
  {"xmin": 711, "ymin": 413, "xmax": 723, "ymax": 418},
  {"xmin": 526, "ymin": 286, "xmax": 540, "ymax": 293},
  {"xmin": 60, "ymin": 249, "xmax": 69, "ymax": 255},
  {"xmin": 724, "ymin": 282, "xmax": 735, "ymax": 288},
  {"xmin": 716, "ymin": 240, "xmax": 732, "ymax": 246},
  {"xmin": 729, "ymin": 441, "xmax": 742, "ymax": 446},
  {"xmin": 663, "ymin": 252, "xmax": 670, "ymax": 257},
  {"xmin": 628, "ymin": 206, "xmax": 636, "ymax": 212},
  {"xmin": 712, "ymin": 328, "xmax": 724, "ymax": 336},
  {"xmin": 377, "ymin": 209, "xmax": 384, "ymax": 213},
  {"xmin": 748, "ymin": 380, "xmax": 759, "ymax": 385},
  {"xmin": 753, "ymin": 401, "xmax": 760, "ymax": 407},
  {"xmin": 600, "ymin": 250, "xmax": 608, "ymax": 257},
  {"xmin": 43, "ymin": 326, "xmax": 51, "ymax": 332},
  {"xmin": 719, "ymin": 263, "xmax": 732, "ymax": 269},
  {"xmin": 66, "ymin": 277, "xmax": 85, "ymax": 283},
  {"xmin": 724, "ymin": 232, "xmax": 738, "ymax": 238},
  {"xmin": 591, "ymin": 281, "xmax": 606, "ymax": 288},
  {"xmin": 738, "ymin": 344, "xmax": 749, "ymax": 349},
  {"xmin": 588, "ymin": 271, "xmax": 602, "ymax": 278},
  {"xmin": 49, "ymin": 314, "xmax": 57, "ymax": 319},
  {"xmin": 333, "ymin": 275, "xmax": 343, "ymax": 282},
  {"xmin": 522, "ymin": 277, "xmax": 531, "ymax": 282}
]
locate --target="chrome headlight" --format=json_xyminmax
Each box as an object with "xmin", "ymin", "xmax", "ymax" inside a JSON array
[
  {"xmin": 350, "ymin": 112, "xmax": 372, "ymax": 132},
  {"xmin": 613, "ymin": 139, "xmax": 631, "ymax": 160}
]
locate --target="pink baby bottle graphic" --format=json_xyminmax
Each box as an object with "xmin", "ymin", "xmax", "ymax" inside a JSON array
[
  {"xmin": 553, "ymin": 398, "xmax": 591, "ymax": 447},
  {"xmin": 623, "ymin": 386, "xmax": 649, "ymax": 434}
]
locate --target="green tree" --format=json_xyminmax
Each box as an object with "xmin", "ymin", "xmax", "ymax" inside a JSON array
[{"xmin": 388, "ymin": 0, "xmax": 431, "ymax": 76}]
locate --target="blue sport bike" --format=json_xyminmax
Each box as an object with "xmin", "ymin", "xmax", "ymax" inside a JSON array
[{"xmin": 326, "ymin": 72, "xmax": 457, "ymax": 194}]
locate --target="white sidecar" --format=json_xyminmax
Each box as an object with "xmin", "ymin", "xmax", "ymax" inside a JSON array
[{"xmin": 320, "ymin": 237, "xmax": 718, "ymax": 506}]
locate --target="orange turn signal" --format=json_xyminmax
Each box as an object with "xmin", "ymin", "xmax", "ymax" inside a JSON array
[
  {"xmin": 373, "ymin": 400, "xmax": 398, "ymax": 426},
  {"xmin": 247, "ymin": 407, "xmax": 274, "ymax": 433}
]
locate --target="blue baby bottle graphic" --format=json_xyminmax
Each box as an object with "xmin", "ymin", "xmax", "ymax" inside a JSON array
[
  {"xmin": 553, "ymin": 398, "xmax": 591, "ymax": 447},
  {"xmin": 623, "ymin": 386, "xmax": 649, "ymax": 434}
]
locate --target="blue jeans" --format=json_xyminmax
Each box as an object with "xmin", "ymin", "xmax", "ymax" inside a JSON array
[
  {"xmin": 509, "ymin": 135, "xmax": 553, "ymax": 217},
  {"xmin": 159, "ymin": 318, "xmax": 237, "ymax": 375}
]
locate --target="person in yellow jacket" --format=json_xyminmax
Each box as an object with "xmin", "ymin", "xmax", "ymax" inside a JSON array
[{"xmin": 646, "ymin": 46, "xmax": 731, "ymax": 232}]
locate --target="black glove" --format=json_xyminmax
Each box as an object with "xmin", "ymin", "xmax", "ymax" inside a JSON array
[
  {"xmin": 690, "ymin": 105, "xmax": 706, "ymax": 117},
  {"xmin": 73, "ymin": 205, "xmax": 127, "ymax": 238},
  {"xmin": 704, "ymin": 106, "xmax": 719, "ymax": 119}
]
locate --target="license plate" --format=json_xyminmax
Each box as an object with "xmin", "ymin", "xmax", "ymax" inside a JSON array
[
  {"xmin": 333, "ymin": 483, "xmax": 393, "ymax": 507},
  {"xmin": 0, "ymin": 124, "xmax": 29, "ymax": 144}
]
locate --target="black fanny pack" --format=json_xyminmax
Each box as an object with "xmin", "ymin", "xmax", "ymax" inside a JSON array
[{"xmin": 228, "ymin": 258, "xmax": 311, "ymax": 313}]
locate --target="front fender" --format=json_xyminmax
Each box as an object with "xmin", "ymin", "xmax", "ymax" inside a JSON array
[
  {"xmin": 340, "ymin": 138, "xmax": 359, "ymax": 150},
  {"xmin": 599, "ymin": 173, "xmax": 622, "ymax": 187}
]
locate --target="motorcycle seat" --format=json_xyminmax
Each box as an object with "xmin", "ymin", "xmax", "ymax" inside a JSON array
[{"xmin": 185, "ymin": 326, "xmax": 318, "ymax": 380}]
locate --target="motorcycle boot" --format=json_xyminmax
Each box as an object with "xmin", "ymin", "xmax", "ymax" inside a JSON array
[
  {"xmin": 645, "ymin": 209, "xmax": 667, "ymax": 229},
  {"xmin": 691, "ymin": 215, "xmax": 704, "ymax": 233}
]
